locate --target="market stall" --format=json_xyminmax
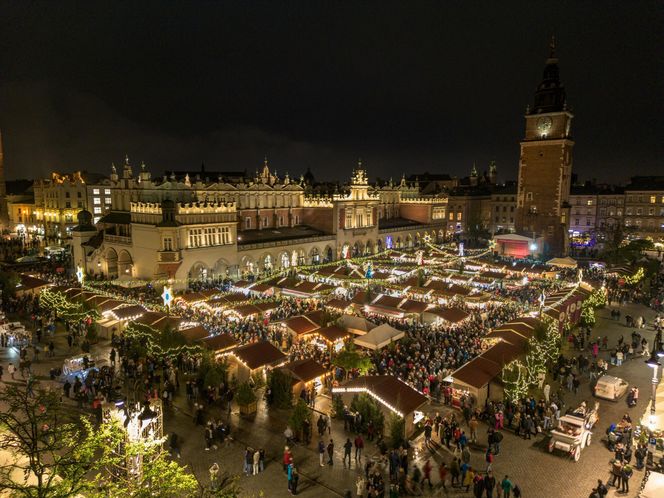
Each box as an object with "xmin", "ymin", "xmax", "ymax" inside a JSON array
[
  {"xmin": 61, "ymin": 354, "xmax": 98, "ymax": 382},
  {"xmin": 353, "ymin": 323, "xmax": 405, "ymax": 350},
  {"xmin": 224, "ymin": 341, "xmax": 287, "ymax": 383},
  {"xmin": 200, "ymin": 333, "xmax": 239, "ymax": 356},
  {"xmin": 280, "ymin": 358, "xmax": 330, "ymax": 398},
  {"xmin": 179, "ymin": 324, "xmax": 210, "ymax": 343},
  {"xmin": 332, "ymin": 375, "xmax": 428, "ymax": 437},
  {"xmin": 0, "ymin": 321, "xmax": 30, "ymax": 347},
  {"xmin": 422, "ymin": 307, "xmax": 470, "ymax": 326},
  {"xmin": 339, "ymin": 314, "xmax": 376, "ymax": 336},
  {"xmin": 306, "ymin": 325, "xmax": 350, "ymax": 352}
]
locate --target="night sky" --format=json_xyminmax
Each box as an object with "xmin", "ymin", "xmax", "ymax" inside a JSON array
[{"xmin": 0, "ymin": 1, "xmax": 662, "ymax": 183}]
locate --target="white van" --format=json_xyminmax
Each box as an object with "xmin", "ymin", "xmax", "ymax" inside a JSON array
[{"xmin": 594, "ymin": 375, "xmax": 629, "ymax": 401}]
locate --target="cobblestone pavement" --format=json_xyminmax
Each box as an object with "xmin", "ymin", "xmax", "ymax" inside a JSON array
[{"xmin": 1, "ymin": 300, "xmax": 660, "ymax": 497}]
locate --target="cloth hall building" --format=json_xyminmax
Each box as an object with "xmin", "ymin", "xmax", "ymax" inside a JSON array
[{"xmin": 72, "ymin": 159, "xmax": 449, "ymax": 288}]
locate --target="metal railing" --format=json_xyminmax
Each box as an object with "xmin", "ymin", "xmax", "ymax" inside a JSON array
[
  {"xmin": 104, "ymin": 234, "xmax": 132, "ymax": 245},
  {"xmin": 238, "ymin": 234, "xmax": 336, "ymax": 251}
]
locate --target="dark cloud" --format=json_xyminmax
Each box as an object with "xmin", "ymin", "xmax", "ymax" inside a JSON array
[{"xmin": 0, "ymin": 1, "xmax": 662, "ymax": 183}]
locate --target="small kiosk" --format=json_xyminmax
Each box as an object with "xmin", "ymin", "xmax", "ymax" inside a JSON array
[
  {"xmin": 225, "ymin": 341, "xmax": 286, "ymax": 384},
  {"xmin": 332, "ymin": 375, "xmax": 428, "ymax": 437}
]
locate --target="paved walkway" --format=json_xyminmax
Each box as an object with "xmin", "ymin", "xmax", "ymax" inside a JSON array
[{"xmin": 1, "ymin": 300, "xmax": 660, "ymax": 497}]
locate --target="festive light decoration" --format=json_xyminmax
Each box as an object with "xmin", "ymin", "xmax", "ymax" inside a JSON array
[
  {"xmin": 624, "ymin": 267, "xmax": 645, "ymax": 285},
  {"xmin": 580, "ymin": 300, "xmax": 596, "ymax": 327},
  {"xmin": 501, "ymin": 361, "xmax": 529, "ymax": 402},
  {"xmin": 123, "ymin": 322, "xmax": 203, "ymax": 361},
  {"xmin": 40, "ymin": 288, "xmax": 99, "ymax": 324},
  {"xmin": 502, "ymin": 315, "xmax": 561, "ymax": 401},
  {"xmin": 161, "ymin": 286, "xmax": 173, "ymax": 308}
]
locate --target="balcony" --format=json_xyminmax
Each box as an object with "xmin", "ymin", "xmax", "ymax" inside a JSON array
[
  {"xmin": 104, "ymin": 234, "xmax": 132, "ymax": 245},
  {"xmin": 158, "ymin": 250, "xmax": 182, "ymax": 262}
]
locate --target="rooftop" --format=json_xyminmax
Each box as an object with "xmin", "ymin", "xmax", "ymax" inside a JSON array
[
  {"xmin": 378, "ymin": 217, "xmax": 424, "ymax": 229},
  {"xmin": 238, "ymin": 225, "xmax": 329, "ymax": 245}
]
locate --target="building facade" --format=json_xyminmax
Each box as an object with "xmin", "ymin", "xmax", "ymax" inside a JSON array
[
  {"xmin": 73, "ymin": 160, "xmax": 449, "ymax": 288},
  {"xmin": 624, "ymin": 177, "xmax": 664, "ymax": 241},
  {"xmin": 568, "ymin": 185, "xmax": 598, "ymax": 245},
  {"xmin": 515, "ymin": 40, "xmax": 573, "ymax": 256},
  {"xmin": 33, "ymin": 172, "xmax": 89, "ymax": 241}
]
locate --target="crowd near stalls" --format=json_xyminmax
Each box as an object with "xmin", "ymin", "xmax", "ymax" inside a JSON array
[{"xmin": 3, "ymin": 240, "xmax": 634, "ymax": 495}]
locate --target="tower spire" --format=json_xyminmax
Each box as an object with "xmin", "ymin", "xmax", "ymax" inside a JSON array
[
  {"xmin": 549, "ymin": 34, "xmax": 556, "ymax": 60},
  {"xmin": 532, "ymin": 36, "xmax": 566, "ymax": 113}
]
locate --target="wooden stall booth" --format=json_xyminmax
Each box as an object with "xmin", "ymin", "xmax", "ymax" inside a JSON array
[
  {"xmin": 332, "ymin": 375, "xmax": 428, "ymax": 437},
  {"xmin": 224, "ymin": 341, "xmax": 287, "ymax": 384},
  {"xmin": 280, "ymin": 358, "xmax": 330, "ymax": 399}
]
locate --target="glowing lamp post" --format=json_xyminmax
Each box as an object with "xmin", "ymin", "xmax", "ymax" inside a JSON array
[{"xmin": 645, "ymin": 339, "xmax": 664, "ymax": 447}]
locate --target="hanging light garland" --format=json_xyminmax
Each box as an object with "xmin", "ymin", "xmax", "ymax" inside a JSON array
[
  {"xmin": 624, "ymin": 267, "xmax": 645, "ymax": 285},
  {"xmin": 40, "ymin": 288, "xmax": 99, "ymax": 324},
  {"xmin": 502, "ymin": 315, "xmax": 561, "ymax": 401},
  {"xmin": 122, "ymin": 322, "xmax": 203, "ymax": 361}
]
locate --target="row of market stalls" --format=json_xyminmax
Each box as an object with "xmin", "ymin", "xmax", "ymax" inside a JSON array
[
  {"xmin": 231, "ymin": 277, "xmax": 336, "ymax": 300},
  {"xmin": 447, "ymin": 316, "xmax": 543, "ymax": 406},
  {"xmin": 446, "ymin": 283, "xmax": 594, "ymax": 406},
  {"xmin": 541, "ymin": 283, "xmax": 594, "ymax": 331}
]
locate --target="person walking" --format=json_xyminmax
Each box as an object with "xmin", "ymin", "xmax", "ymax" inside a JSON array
[
  {"xmin": 450, "ymin": 458, "xmax": 460, "ymax": 487},
  {"xmin": 169, "ymin": 432, "xmax": 181, "ymax": 458},
  {"xmin": 290, "ymin": 466, "xmax": 299, "ymax": 495},
  {"xmin": 356, "ymin": 475, "xmax": 366, "ymax": 498},
  {"xmin": 209, "ymin": 463, "xmax": 219, "ymax": 490},
  {"xmin": 484, "ymin": 471, "xmax": 496, "ymax": 498},
  {"xmin": 354, "ymin": 434, "xmax": 364, "ymax": 461},
  {"xmin": 7, "ymin": 363, "xmax": 15, "ymax": 380},
  {"xmin": 501, "ymin": 475, "xmax": 513, "ymax": 498},
  {"xmin": 287, "ymin": 463, "xmax": 294, "ymax": 493},
  {"xmin": 318, "ymin": 440, "xmax": 325, "ymax": 466},
  {"xmin": 620, "ymin": 464, "xmax": 633, "ymax": 493},
  {"xmin": 596, "ymin": 479, "xmax": 608, "ymax": 497},
  {"xmin": 469, "ymin": 415, "xmax": 478, "ymax": 443},
  {"xmin": 543, "ymin": 383, "xmax": 550, "ymax": 403},
  {"xmin": 422, "ymin": 458, "xmax": 433, "ymax": 490},
  {"xmin": 438, "ymin": 462, "xmax": 448, "ymax": 492},
  {"xmin": 343, "ymin": 438, "xmax": 352, "ymax": 468},
  {"xmin": 251, "ymin": 448, "xmax": 260, "ymax": 475},
  {"xmin": 327, "ymin": 439, "xmax": 334, "ymax": 466}
]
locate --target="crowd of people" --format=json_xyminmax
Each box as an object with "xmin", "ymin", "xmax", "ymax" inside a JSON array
[{"xmin": 2, "ymin": 245, "xmax": 663, "ymax": 497}]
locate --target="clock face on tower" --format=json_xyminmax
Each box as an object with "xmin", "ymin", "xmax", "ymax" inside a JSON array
[{"xmin": 537, "ymin": 116, "xmax": 553, "ymax": 136}]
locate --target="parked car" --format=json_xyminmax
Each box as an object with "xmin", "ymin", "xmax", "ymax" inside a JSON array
[{"xmin": 594, "ymin": 375, "xmax": 629, "ymax": 401}]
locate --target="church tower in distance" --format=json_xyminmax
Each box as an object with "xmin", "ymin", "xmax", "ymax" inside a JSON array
[{"xmin": 516, "ymin": 37, "xmax": 573, "ymax": 256}]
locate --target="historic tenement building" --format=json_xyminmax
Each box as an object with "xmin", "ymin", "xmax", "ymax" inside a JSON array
[
  {"xmin": 623, "ymin": 176, "xmax": 664, "ymax": 240},
  {"xmin": 515, "ymin": 40, "xmax": 573, "ymax": 256},
  {"xmin": 72, "ymin": 158, "xmax": 448, "ymax": 288}
]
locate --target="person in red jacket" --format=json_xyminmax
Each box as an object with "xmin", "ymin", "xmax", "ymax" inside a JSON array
[
  {"xmin": 438, "ymin": 462, "xmax": 448, "ymax": 491},
  {"xmin": 354, "ymin": 434, "xmax": 364, "ymax": 461},
  {"xmin": 422, "ymin": 459, "xmax": 433, "ymax": 489}
]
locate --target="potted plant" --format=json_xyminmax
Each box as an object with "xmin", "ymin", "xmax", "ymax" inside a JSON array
[{"xmin": 236, "ymin": 382, "xmax": 257, "ymax": 415}]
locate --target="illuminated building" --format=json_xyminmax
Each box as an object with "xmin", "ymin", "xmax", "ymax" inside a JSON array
[
  {"xmin": 71, "ymin": 159, "xmax": 449, "ymax": 288},
  {"xmin": 515, "ymin": 38, "xmax": 573, "ymax": 256}
]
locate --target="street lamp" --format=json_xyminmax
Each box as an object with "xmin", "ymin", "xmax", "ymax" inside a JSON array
[{"xmin": 646, "ymin": 349, "xmax": 661, "ymax": 433}]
